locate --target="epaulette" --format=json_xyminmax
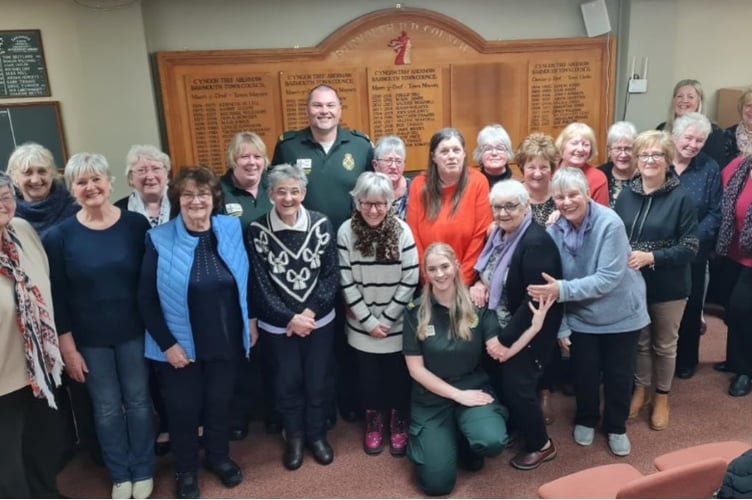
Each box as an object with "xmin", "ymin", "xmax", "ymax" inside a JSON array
[
  {"xmin": 350, "ymin": 129, "xmax": 372, "ymax": 143},
  {"xmin": 277, "ymin": 130, "xmax": 298, "ymax": 142}
]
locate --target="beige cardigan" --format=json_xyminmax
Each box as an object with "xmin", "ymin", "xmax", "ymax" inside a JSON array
[{"xmin": 0, "ymin": 218, "xmax": 55, "ymax": 397}]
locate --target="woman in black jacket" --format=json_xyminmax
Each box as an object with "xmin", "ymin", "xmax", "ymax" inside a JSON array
[{"xmin": 614, "ymin": 130, "xmax": 698, "ymax": 432}]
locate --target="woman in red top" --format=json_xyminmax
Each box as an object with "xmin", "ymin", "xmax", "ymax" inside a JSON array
[
  {"xmin": 407, "ymin": 128, "xmax": 492, "ymax": 285},
  {"xmin": 555, "ymin": 123, "xmax": 609, "ymax": 206}
]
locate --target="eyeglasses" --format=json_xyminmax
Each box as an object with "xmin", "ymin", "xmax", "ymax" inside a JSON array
[
  {"xmin": 481, "ymin": 145, "xmax": 508, "ymax": 154},
  {"xmin": 359, "ymin": 201, "xmax": 388, "ymax": 211},
  {"xmin": 0, "ymin": 195, "xmax": 15, "ymax": 206},
  {"xmin": 491, "ymin": 202, "xmax": 521, "ymax": 213},
  {"xmin": 610, "ymin": 146, "xmax": 633, "ymax": 154},
  {"xmin": 180, "ymin": 192, "xmax": 212, "ymax": 201},
  {"xmin": 133, "ymin": 166, "xmax": 165, "ymax": 177},
  {"xmin": 637, "ymin": 152, "xmax": 666, "ymax": 162},
  {"xmin": 377, "ymin": 158, "xmax": 404, "ymax": 166}
]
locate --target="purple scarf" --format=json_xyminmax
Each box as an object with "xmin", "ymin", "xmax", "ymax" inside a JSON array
[
  {"xmin": 474, "ymin": 211, "xmax": 533, "ymax": 309},
  {"xmin": 552, "ymin": 201, "xmax": 595, "ymax": 256}
]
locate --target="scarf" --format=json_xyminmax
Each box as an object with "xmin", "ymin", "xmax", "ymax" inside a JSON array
[
  {"xmin": 0, "ymin": 224, "xmax": 63, "ymax": 408},
  {"xmin": 552, "ymin": 201, "xmax": 595, "ymax": 256},
  {"xmin": 350, "ymin": 207, "xmax": 402, "ymax": 261},
  {"xmin": 736, "ymin": 124, "xmax": 752, "ymax": 158},
  {"xmin": 127, "ymin": 190, "xmax": 170, "ymax": 227},
  {"xmin": 13, "ymin": 180, "xmax": 78, "ymax": 237},
  {"xmin": 716, "ymin": 155, "xmax": 752, "ymax": 256},
  {"xmin": 474, "ymin": 211, "xmax": 533, "ymax": 309}
]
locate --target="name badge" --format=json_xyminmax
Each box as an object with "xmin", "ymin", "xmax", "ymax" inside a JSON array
[
  {"xmin": 425, "ymin": 325, "xmax": 436, "ymax": 337},
  {"xmin": 296, "ymin": 158, "xmax": 313, "ymax": 175},
  {"xmin": 225, "ymin": 203, "xmax": 243, "ymax": 217}
]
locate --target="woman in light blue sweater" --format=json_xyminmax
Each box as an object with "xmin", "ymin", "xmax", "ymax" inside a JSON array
[{"xmin": 528, "ymin": 167, "xmax": 650, "ymax": 458}]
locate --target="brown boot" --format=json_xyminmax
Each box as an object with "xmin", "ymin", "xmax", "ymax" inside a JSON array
[
  {"xmin": 628, "ymin": 385, "xmax": 650, "ymax": 419},
  {"xmin": 539, "ymin": 390, "xmax": 555, "ymax": 425},
  {"xmin": 651, "ymin": 393, "xmax": 670, "ymax": 430}
]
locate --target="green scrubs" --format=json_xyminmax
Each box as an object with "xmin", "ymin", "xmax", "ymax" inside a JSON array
[{"xmin": 403, "ymin": 299, "xmax": 509, "ymax": 496}]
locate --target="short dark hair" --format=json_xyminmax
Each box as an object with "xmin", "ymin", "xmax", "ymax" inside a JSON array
[{"xmin": 168, "ymin": 166, "xmax": 223, "ymax": 219}]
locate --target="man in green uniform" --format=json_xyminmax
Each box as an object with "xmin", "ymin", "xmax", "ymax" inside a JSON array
[{"xmin": 271, "ymin": 84, "xmax": 374, "ymax": 425}]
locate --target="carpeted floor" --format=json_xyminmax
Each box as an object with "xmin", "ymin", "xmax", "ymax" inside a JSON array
[{"xmin": 57, "ymin": 314, "xmax": 751, "ymax": 498}]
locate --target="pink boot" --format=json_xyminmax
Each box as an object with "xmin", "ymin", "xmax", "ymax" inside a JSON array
[
  {"xmin": 389, "ymin": 409, "xmax": 408, "ymax": 456},
  {"xmin": 364, "ymin": 410, "xmax": 384, "ymax": 455}
]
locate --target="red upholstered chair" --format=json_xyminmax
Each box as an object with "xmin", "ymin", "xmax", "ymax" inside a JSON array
[
  {"xmin": 653, "ymin": 441, "xmax": 751, "ymax": 471},
  {"xmin": 537, "ymin": 457, "xmax": 727, "ymax": 499}
]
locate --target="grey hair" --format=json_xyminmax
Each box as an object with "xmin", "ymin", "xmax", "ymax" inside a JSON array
[
  {"xmin": 373, "ymin": 135, "xmax": 406, "ymax": 161},
  {"xmin": 489, "ymin": 179, "xmax": 529, "ymax": 206},
  {"xmin": 551, "ymin": 167, "xmax": 590, "ymax": 199},
  {"xmin": 267, "ymin": 163, "xmax": 308, "ymax": 191},
  {"xmin": 124, "ymin": 144, "xmax": 171, "ymax": 177},
  {"xmin": 64, "ymin": 153, "xmax": 112, "ymax": 187},
  {"xmin": 606, "ymin": 121, "xmax": 638, "ymax": 147},
  {"xmin": 672, "ymin": 112, "xmax": 711, "ymax": 140},
  {"xmin": 0, "ymin": 171, "xmax": 14, "ymax": 191},
  {"xmin": 350, "ymin": 172, "xmax": 395, "ymax": 206},
  {"xmin": 6, "ymin": 142, "xmax": 57, "ymax": 179},
  {"xmin": 474, "ymin": 124, "xmax": 512, "ymax": 164}
]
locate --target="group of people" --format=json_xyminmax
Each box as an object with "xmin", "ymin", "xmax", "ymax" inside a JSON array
[{"xmin": 2, "ymin": 80, "xmax": 752, "ymax": 499}]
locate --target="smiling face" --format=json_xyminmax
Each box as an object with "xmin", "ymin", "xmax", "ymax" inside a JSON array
[
  {"xmin": 491, "ymin": 194, "xmax": 527, "ymax": 234},
  {"xmin": 479, "ymin": 143, "xmax": 509, "ymax": 174},
  {"xmin": 233, "ymin": 143, "xmax": 266, "ymax": 190},
  {"xmin": 357, "ymin": 195, "xmax": 389, "ymax": 228},
  {"xmin": 14, "ymin": 165, "xmax": 53, "ymax": 202},
  {"xmin": 130, "ymin": 158, "xmax": 167, "ymax": 202},
  {"xmin": 674, "ymin": 126, "xmax": 707, "ymax": 162},
  {"xmin": 0, "ymin": 184, "xmax": 16, "ymax": 229},
  {"xmin": 635, "ymin": 140, "xmax": 668, "ymax": 183},
  {"xmin": 673, "ymin": 85, "xmax": 700, "ymax": 117},
  {"xmin": 307, "ymin": 87, "xmax": 342, "ymax": 137},
  {"xmin": 553, "ymin": 187, "xmax": 588, "ymax": 228},
  {"xmin": 71, "ymin": 170, "xmax": 112, "ymax": 210},
  {"xmin": 522, "ymin": 156, "xmax": 553, "ymax": 195},
  {"xmin": 608, "ymin": 139, "xmax": 635, "ymax": 175},
  {"xmin": 432, "ymin": 137, "xmax": 466, "ymax": 186},
  {"xmin": 560, "ymin": 136, "xmax": 591, "ymax": 169},
  {"xmin": 178, "ymin": 180, "xmax": 214, "ymax": 226},
  {"xmin": 270, "ymin": 178, "xmax": 306, "ymax": 225},
  {"xmin": 424, "ymin": 252, "xmax": 458, "ymax": 296}
]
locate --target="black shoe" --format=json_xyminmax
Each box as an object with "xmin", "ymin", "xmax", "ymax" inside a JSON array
[
  {"xmin": 228, "ymin": 425, "xmax": 248, "ymax": 442},
  {"xmin": 283, "ymin": 435, "xmax": 304, "ymax": 470},
  {"xmin": 676, "ymin": 366, "xmax": 695, "ymax": 379},
  {"xmin": 459, "ymin": 451, "xmax": 485, "ymax": 472},
  {"xmin": 264, "ymin": 419, "xmax": 283, "ymax": 434},
  {"xmin": 308, "ymin": 439, "xmax": 334, "ymax": 465},
  {"xmin": 729, "ymin": 374, "xmax": 752, "ymax": 397},
  {"xmin": 204, "ymin": 458, "xmax": 243, "ymax": 488},
  {"xmin": 714, "ymin": 361, "xmax": 734, "ymax": 373},
  {"xmin": 175, "ymin": 472, "xmax": 200, "ymax": 499}
]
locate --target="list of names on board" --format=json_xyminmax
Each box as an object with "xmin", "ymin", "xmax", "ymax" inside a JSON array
[
  {"xmin": 528, "ymin": 59, "xmax": 596, "ymax": 135},
  {"xmin": 0, "ymin": 30, "xmax": 50, "ymax": 98}
]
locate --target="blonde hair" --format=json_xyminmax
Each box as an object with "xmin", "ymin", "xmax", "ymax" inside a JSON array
[
  {"xmin": 666, "ymin": 79, "xmax": 705, "ymax": 132},
  {"xmin": 416, "ymin": 243, "xmax": 475, "ymax": 342},
  {"xmin": 555, "ymin": 123, "xmax": 597, "ymax": 162},
  {"xmin": 633, "ymin": 130, "xmax": 676, "ymax": 166},
  {"xmin": 6, "ymin": 142, "xmax": 58, "ymax": 180}
]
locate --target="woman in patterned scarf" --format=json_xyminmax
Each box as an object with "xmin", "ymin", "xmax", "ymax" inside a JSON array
[{"xmin": 0, "ymin": 171, "xmax": 64, "ymax": 498}]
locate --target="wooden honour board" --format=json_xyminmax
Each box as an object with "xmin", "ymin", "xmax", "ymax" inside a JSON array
[{"xmin": 156, "ymin": 7, "xmax": 616, "ymax": 175}]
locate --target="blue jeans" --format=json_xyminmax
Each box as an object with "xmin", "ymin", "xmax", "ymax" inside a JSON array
[{"xmin": 79, "ymin": 335, "xmax": 154, "ymax": 482}]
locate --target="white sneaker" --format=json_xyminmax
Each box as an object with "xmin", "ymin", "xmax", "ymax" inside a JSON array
[
  {"xmin": 112, "ymin": 481, "xmax": 132, "ymax": 499},
  {"xmin": 573, "ymin": 425, "xmax": 595, "ymax": 446},
  {"xmin": 132, "ymin": 478, "xmax": 154, "ymax": 499},
  {"xmin": 608, "ymin": 433, "xmax": 631, "ymax": 456}
]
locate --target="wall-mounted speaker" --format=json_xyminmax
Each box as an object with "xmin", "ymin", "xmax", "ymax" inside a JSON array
[{"xmin": 580, "ymin": 0, "xmax": 612, "ymax": 38}]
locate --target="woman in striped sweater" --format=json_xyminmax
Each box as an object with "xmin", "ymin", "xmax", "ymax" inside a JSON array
[{"xmin": 337, "ymin": 172, "xmax": 420, "ymax": 456}]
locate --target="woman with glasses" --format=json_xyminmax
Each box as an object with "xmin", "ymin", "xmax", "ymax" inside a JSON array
[
  {"xmin": 115, "ymin": 145, "xmax": 171, "ymax": 228},
  {"xmin": 670, "ymin": 113, "xmax": 722, "ymax": 380},
  {"xmin": 614, "ymin": 131, "xmax": 698, "ymax": 432},
  {"xmin": 138, "ymin": 166, "xmax": 254, "ymax": 498},
  {"xmin": 470, "ymin": 179, "xmax": 563, "ymax": 470},
  {"xmin": 372, "ymin": 136, "xmax": 411, "ymax": 220},
  {"xmin": 407, "ymin": 128, "xmax": 492, "ymax": 285},
  {"xmin": 337, "ymin": 172, "xmax": 419, "ymax": 456},
  {"xmin": 473, "ymin": 124, "xmax": 513, "ymax": 187},
  {"xmin": 555, "ymin": 122, "xmax": 609, "ymax": 206},
  {"xmin": 598, "ymin": 122, "xmax": 638, "ymax": 208}
]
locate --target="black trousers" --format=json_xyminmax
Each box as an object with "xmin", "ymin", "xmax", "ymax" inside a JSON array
[
  {"xmin": 264, "ymin": 321, "xmax": 335, "ymax": 440},
  {"xmin": 0, "ymin": 385, "xmax": 63, "ymax": 498},
  {"xmin": 356, "ymin": 350, "xmax": 411, "ymax": 412},
  {"xmin": 570, "ymin": 330, "xmax": 639, "ymax": 434},
  {"xmin": 154, "ymin": 358, "xmax": 237, "ymax": 474},
  {"xmin": 332, "ymin": 296, "xmax": 362, "ymax": 417},
  {"xmin": 676, "ymin": 260, "xmax": 707, "ymax": 371},
  {"xmin": 499, "ymin": 347, "xmax": 549, "ymax": 452},
  {"xmin": 725, "ymin": 264, "xmax": 752, "ymax": 375},
  {"xmin": 229, "ymin": 339, "xmax": 278, "ymax": 429}
]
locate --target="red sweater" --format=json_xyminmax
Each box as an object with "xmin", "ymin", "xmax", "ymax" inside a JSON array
[
  {"xmin": 581, "ymin": 163, "xmax": 610, "ymax": 207},
  {"xmin": 406, "ymin": 168, "xmax": 492, "ymax": 285}
]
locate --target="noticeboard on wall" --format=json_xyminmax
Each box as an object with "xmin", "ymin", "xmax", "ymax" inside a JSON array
[
  {"xmin": 0, "ymin": 101, "xmax": 67, "ymax": 171},
  {"xmin": 0, "ymin": 30, "xmax": 51, "ymax": 98}
]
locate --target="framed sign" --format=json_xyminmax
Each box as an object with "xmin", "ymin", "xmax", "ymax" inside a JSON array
[
  {"xmin": 0, "ymin": 101, "xmax": 67, "ymax": 170},
  {"xmin": 0, "ymin": 30, "xmax": 51, "ymax": 98}
]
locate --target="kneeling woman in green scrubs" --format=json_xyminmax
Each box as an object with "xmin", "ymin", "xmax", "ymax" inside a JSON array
[{"xmin": 403, "ymin": 243, "xmax": 552, "ymax": 496}]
